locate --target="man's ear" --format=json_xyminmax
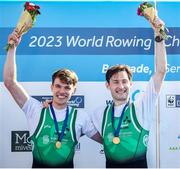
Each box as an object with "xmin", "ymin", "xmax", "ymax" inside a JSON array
[
  {"xmin": 105, "ymin": 82, "xmax": 110, "ymax": 90},
  {"xmin": 130, "ymin": 81, "xmax": 133, "ymax": 87},
  {"xmin": 51, "ymin": 84, "xmax": 53, "ymax": 92},
  {"xmin": 73, "ymin": 86, "xmax": 77, "ymax": 94}
]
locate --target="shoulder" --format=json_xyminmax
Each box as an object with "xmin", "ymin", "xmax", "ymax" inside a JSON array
[
  {"xmin": 93, "ymin": 103, "xmax": 108, "ymax": 115},
  {"xmin": 91, "ymin": 103, "xmax": 109, "ymax": 122},
  {"xmin": 22, "ymin": 96, "xmax": 43, "ymax": 116},
  {"xmin": 23, "ymin": 97, "xmax": 42, "ymax": 108},
  {"xmin": 75, "ymin": 108, "xmax": 90, "ymax": 121}
]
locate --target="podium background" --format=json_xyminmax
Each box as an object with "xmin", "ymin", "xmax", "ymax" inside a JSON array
[{"xmin": 1, "ymin": 1, "xmax": 180, "ymax": 167}]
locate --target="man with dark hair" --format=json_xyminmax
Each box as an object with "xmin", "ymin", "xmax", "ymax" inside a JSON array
[
  {"xmin": 106, "ymin": 65, "xmax": 133, "ymax": 83},
  {"xmin": 3, "ymin": 31, "xmax": 102, "ymax": 168},
  {"xmin": 91, "ymin": 18, "xmax": 167, "ymax": 168}
]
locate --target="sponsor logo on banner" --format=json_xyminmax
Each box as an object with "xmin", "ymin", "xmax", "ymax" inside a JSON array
[
  {"xmin": 106, "ymin": 100, "xmax": 113, "ymax": 105},
  {"xmin": 32, "ymin": 95, "xmax": 84, "ymax": 108},
  {"xmin": 166, "ymin": 95, "xmax": 180, "ymax": 108},
  {"xmin": 166, "ymin": 95, "xmax": 176, "ymax": 107},
  {"xmin": 11, "ymin": 131, "xmax": 32, "ymax": 152},
  {"xmin": 169, "ymin": 146, "xmax": 180, "ymax": 151},
  {"xmin": 11, "ymin": 131, "xmax": 80, "ymax": 152},
  {"xmin": 68, "ymin": 96, "xmax": 84, "ymax": 108},
  {"xmin": 132, "ymin": 89, "xmax": 144, "ymax": 102},
  {"xmin": 176, "ymin": 95, "xmax": 180, "ymax": 107},
  {"xmin": 169, "ymin": 136, "xmax": 180, "ymax": 151}
]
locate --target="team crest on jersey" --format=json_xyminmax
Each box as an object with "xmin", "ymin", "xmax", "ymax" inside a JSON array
[
  {"xmin": 107, "ymin": 132, "xmax": 114, "ymax": 141},
  {"xmin": 31, "ymin": 140, "xmax": 34, "ymax": 151},
  {"xmin": 143, "ymin": 134, "xmax": 149, "ymax": 147},
  {"xmin": 43, "ymin": 135, "xmax": 50, "ymax": 144},
  {"xmin": 122, "ymin": 116, "xmax": 131, "ymax": 128}
]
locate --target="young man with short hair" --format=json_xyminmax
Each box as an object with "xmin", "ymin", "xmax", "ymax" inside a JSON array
[
  {"xmin": 3, "ymin": 31, "xmax": 102, "ymax": 168},
  {"xmin": 91, "ymin": 17, "xmax": 167, "ymax": 168}
]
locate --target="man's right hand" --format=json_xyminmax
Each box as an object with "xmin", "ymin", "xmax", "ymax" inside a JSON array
[
  {"xmin": 148, "ymin": 17, "xmax": 165, "ymax": 35},
  {"xmin": 8, "ymin": 30, "xmax": 22, "ymax": 48},
  {"xmin": 42, "ymin": 100, "xmax": 52, "ymax": 108}
]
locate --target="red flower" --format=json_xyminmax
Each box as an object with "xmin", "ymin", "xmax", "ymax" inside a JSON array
[
  {"xmin": 137, "ymin": 2, "xmax": 168, "ymax": 40},
  {"xmin": 24, "ymin": 2, "xmax": 41, "ymax": 23},
  {"xmin": 25, "ymin": 2, "xmax": 30, "ymax": 6},
  {"xmin": 26, "ymin": 5, "xmax": 35, "ymax": 11},
  {"xmin": 5, "ymin": 1, "xmax": 41, "ymax": 51},
  {"xmin": 35, "ymin": 5, "xmax": 40, "ymax": 9},
  {"xmin": 24, "ymin": 1, "xmax": 41, "ymax": 19}
]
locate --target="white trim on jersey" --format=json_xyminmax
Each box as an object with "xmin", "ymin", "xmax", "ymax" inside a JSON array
[
  {"xmin": 130, "ymin": 104, "xmax": 141, "ymax": 133},
  {"xmin": 35, "ymin": 108, "xmax": 47, "ymax": 139},
  {"xmin": 70, "ymin": 108, "xmax": 76, "ymax": 142},
  {"xmin": 102, "ymin": 105, "xmax": 111, "ymax": 137}
]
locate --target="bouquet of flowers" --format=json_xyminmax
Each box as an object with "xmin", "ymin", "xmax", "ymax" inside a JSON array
[
  {"xmin": 6, "ymin": 2, "xmax": 40, "ymax": 51},
  {"xmin": 137, "ymin": 2, "xmax": 168, "ymax": 41}
]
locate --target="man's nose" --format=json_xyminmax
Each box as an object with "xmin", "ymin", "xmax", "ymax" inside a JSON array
[
  {"xmin": 59, "ymin": 87, "xmax": 66, "ymax": 93},
  {"xmin": 118, "ymin": 83, "xmax": 124, "ymax": 89}
]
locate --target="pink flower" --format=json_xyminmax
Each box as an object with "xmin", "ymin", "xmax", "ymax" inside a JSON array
[{"xmin": 137, "ymin": 8, "xmax": 142, "ymax": 16}]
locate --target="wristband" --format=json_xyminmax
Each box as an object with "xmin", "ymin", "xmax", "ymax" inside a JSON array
[{"xmin": 155, "ymin": 35, "xmax": 164, "ymax": 42}]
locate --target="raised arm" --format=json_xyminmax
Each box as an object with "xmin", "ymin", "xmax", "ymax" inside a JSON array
[
  {"xmin": 150, "ymin": 18, "xmax": 167, "ymax": 93},
  {"xmin": 3, "ymin": 31, "xmax": 29, "ymax": 108}
]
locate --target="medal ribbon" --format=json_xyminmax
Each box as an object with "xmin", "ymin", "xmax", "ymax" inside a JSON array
[
  {"xmin": 50, "ymin": 103, "xmax": 69, "ymax": 142},
  {"xmin": 112, "ymin": 100, "xmax": 129, "ymax": 137}
]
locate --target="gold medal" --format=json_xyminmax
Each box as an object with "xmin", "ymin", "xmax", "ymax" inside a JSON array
[
  {"xmin": 113, "ymin": 137, "xmax": 120, "ymax": 144},
  {"xmin": 56, "ymin": 141, "xmax": 61, "ymax": 149}
]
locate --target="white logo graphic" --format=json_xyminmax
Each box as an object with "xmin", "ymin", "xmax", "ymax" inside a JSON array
[
  {"xmin": 166, "ymin": 95, "xmax": 176, "ymax": 108},
  {"xmin": 107, "ymin": 132, "xmax": 114, "ymax": 142},
  {"xmin": 43, "ymin": 135, "xmax": 50, "ymax": 144}
]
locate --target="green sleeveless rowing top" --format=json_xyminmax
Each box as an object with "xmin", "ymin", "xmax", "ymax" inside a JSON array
[
  {"xmin": 30, "ymin": 106, "xmax": 78, "ymax": 167},
  {"xmin": 102, "ymin": 103, "xmax": 149, "ymax": 164}
]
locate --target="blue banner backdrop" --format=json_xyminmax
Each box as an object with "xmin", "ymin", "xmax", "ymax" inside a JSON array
[{"xmin": 0, "ymin": 1, "xmax": 180, "ymax": 82}]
